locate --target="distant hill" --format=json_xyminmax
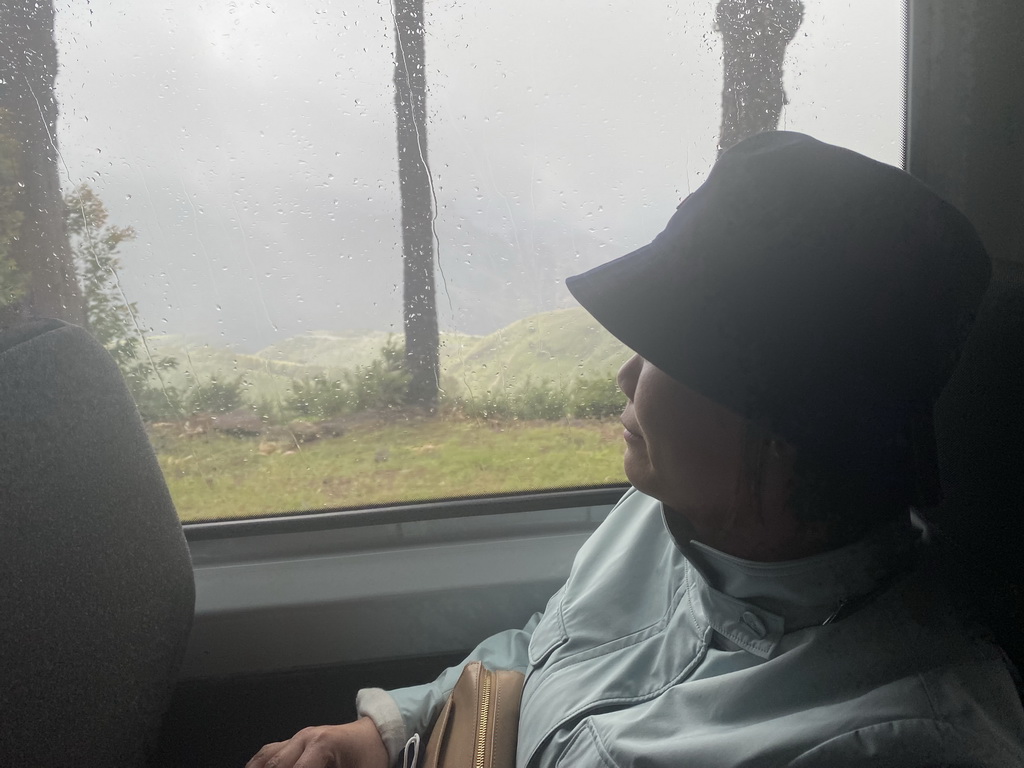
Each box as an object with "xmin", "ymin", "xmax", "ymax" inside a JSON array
[
  {"xmin": 142, "ymin": 335, "xmax": 312, "ymax": 403},
  {"xmin": 443, "ymin": 308, "xmax": 628, "ymax": 395},
  {"xmin": 144, "ymin": 306, "xmax": 628, "ymax": 403},
  {"xmin": 257, "ymin": 330, "xmax": 401, "ymax": 373}
]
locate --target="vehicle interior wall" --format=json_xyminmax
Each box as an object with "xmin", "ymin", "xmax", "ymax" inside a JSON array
[
  {"xmin": 907, "ymin": 0, "xmax": 1024, "ymax": 270},
  {"xmin": 907, "ymin": 0, "xmax": 1024, "ymax": 667},
  {"xmin": 151, "ymin": 1, "xmax": 1024, "ymax": 766}
]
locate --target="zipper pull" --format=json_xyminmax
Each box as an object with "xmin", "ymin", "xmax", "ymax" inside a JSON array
[{"xmin": 821, "ymin": 598, "xmax": 849, "ymax": 626}]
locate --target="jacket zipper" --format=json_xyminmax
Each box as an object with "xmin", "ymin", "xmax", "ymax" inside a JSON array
[{"xmin": 475, "ymin": 668, "xmax": 493, "ymax": 768}]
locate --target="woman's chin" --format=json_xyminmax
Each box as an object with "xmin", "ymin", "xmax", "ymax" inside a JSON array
[{"xmin": 622, "ymin": 453, "xmax": 654, "ymax": 496}]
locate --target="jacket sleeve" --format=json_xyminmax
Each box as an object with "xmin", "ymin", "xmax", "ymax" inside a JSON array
[{"xmin": 356, "ymin": 609, "xmax": 545, "ymax": 766}]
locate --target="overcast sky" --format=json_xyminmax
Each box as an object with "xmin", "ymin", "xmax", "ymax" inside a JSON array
[{"xmin": 52, "ymin": 0, "xmax": 903, "ymax": 351}]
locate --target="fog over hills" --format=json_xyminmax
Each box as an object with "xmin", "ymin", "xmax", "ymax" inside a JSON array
[
  {"xmin": 146, "ymin": 306, "xmax": 628, "ymax": 403},
  {"xmin": 81, "ymin": 155, "xmax": 616, "ymax": 352},
  {"xmin": 52, "ymin": 1, "xmax": 902, "ymax": 352}
]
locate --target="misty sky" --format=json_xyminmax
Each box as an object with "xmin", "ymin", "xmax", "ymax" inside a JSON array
[{"xmin": 52, "ymin": 0, "xmax": 903, "ymax": 351}]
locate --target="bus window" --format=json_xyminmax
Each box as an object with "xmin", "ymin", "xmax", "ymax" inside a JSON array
[{"xmin": 4, "ymin": 0, "xmax": 903, "ymax": 521}]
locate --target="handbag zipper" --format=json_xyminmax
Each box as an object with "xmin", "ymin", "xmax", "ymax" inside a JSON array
[{"xmin": 475, "ymin": 668, "xmax": 493, "ymax": 768}]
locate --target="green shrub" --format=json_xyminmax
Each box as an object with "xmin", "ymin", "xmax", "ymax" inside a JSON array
[
  {"xmin": 512, "ymin": 377, "xmax": 571, "ymax": 420},
  {"xmin": 454, "ymin": 377, "xmax": 571, "ymax": 421},
  {"xmin": 570, "ymin": 375, "xmax": 624, "ymax": 419},
  {"xmin": 285, "ymin": 338, "xmax": 409, "ymax": 419},
  {"xmin": 183, "ymin": 375, "xmax": 246, "ymax": 415},
  {"xmin": 452, "ymin": 388, "xmax": 516, "ymax": 420},
  {"xmin": 286, "ymin": 376, "xmax": 350, "ymax": 419},
  {"xmin": 346, "ymin": 336, "xmax": 408, "ymax": 411},
  {"xmin": 252, "ymin": 395, "xmax": 287, "ymax": 425}
]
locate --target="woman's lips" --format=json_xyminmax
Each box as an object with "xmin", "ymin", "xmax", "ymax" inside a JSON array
[{"xmin": 622, "ymin": 426, "xmax": 643, "ymax": 443}]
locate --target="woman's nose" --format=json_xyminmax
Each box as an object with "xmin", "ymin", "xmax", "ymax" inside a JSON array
[{"xmin": 617, "ymin": 354, "xmax": 642, "ymax": 400}]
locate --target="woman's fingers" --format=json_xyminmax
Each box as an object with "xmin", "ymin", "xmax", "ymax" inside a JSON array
[
  {"xmin": 245, "ymin": 739, "xmax": 286, "ymax": 768},
  {"xmin": 245, "ymin": 720, "xmax": 386, "ymax": 768},
  {"xmin": 246, "ymin": 732, "xmax": 318, "ymax": 768}
]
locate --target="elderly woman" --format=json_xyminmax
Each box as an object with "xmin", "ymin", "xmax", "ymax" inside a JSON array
[{"xmin": 247, "ymin": 132, "xmax": 1024, "ymax": 767}]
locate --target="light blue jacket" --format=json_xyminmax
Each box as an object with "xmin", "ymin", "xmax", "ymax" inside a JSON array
[{"xmin": 359, "ymin": 488, "xmax": 1024, "ymax": 767}]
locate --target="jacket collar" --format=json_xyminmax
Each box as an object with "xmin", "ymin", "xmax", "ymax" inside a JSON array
[{"xmin": 666, "ymin": 506, "xmax": 921, "ymax": 657}]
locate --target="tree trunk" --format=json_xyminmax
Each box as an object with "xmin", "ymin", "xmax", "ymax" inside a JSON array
[
  {"xmin": 392, "ymin": 0, "xmax": 439, "ymax": 411},
  {"xmin": 715, "ymin": 0, "xmax": 804, "ymax": 155},
  {"xmin": 0, "ymin": 0, "xmax": 84, "ymax": 329}
]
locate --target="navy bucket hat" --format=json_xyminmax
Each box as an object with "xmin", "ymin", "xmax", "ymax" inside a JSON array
[{"xmin": 566, "ymin": 132, "xmax": 990, "ymax": 506}]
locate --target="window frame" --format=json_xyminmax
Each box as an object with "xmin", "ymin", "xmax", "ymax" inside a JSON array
[{"xmin": 183, "ymin": 486, "xmax": 622, "ymax": 679}]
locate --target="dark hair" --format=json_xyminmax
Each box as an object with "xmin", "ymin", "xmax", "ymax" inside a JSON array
[
  {"xmin": 742, "ymin": 420, "xmax": 910, "ymax": 548},
  {"xmin": 739, "ymin": 419, "xmax": 772, "ymax": 522},
  {"xmin": 787, "ymin": 450, "xmax": 909, "ymax": 547}
]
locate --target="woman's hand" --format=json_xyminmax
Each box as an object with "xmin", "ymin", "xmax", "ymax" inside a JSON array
[{"xmin": 245, "ymin": 716, "xmax": 390, "ymax": 768}]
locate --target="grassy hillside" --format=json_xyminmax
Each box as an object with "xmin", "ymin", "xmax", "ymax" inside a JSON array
[
  {"xmin": 444, "ymin": 307, "xmax": 628, "ymax": 395},
  {"xmin": 143, "ymin": 335, "xmax": 311, "ymax": 404},
  {"xmin": 257, "ymin": 330, "xmax": 398, "ymax": 371},
  {"xmin": 144, "ymin": 307, "xmax": 628, "ymax": 403}
]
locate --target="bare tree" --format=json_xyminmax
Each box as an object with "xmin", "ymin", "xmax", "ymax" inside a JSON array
[
  {"xmin": 392, "ymin": 0, "xmax": 439, "ymax": 411},
  {"xmin": 715, "ymin": 0, "xmax": 804, "ymax": 155},
  {"xmin": 0, "ymin": 0, "xmax": 84, "ymax": 329}
]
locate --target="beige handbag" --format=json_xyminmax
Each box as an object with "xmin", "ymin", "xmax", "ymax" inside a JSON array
[{"xmin": 418, "ymin": 662, "xmax": 525, "ymax": 768}]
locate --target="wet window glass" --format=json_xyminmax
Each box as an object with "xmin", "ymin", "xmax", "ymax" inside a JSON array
[{"xmin": 2, "ymin": 0, "xmax": 904, "ymax": 521}]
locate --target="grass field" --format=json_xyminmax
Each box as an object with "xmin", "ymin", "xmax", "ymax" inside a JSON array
[{"xmin": 153, "ymin": 415, "xmax": 628, "ymax": 522}]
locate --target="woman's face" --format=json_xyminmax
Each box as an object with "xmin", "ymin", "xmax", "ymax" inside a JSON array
[
  {"xmin": 616, "ymin": 354, "xmax": 812, "ymax": 559},
  {"xmin": 617, "ymin": 354, "xmax": 748, "ymax": 522}
]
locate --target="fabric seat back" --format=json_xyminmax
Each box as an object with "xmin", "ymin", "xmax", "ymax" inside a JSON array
[{"xmin": 0, "ymin": 319, "xmax": 195, "ymax": 767}]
